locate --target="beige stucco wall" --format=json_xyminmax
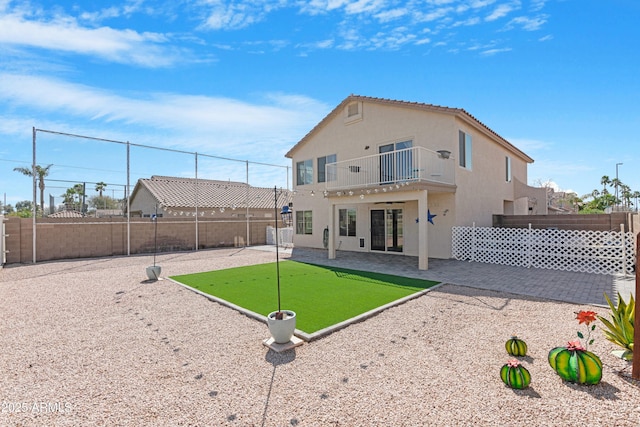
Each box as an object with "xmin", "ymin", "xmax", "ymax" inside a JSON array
[
  {"xmin": 451, "ymin": 116, "xmax": 532, "ymax": 227},
  {"xmin": 288, "ymin": 100, "xmax": 534, "ymax": 260},
  {"xmin": 129, "ymin": 186, "xmax": 159, "ymax": 216}
]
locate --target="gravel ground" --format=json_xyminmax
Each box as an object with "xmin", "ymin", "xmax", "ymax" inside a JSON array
[{"xmin": 1, "ymin": 247, "xmax": 639, "ymax": 427}]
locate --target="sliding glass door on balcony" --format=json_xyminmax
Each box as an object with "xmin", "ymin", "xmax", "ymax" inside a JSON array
[{"xmin": 379, "ymin": 140, "xmax": 413, "ymax": 184}]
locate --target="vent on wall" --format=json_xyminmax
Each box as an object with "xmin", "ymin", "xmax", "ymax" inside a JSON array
[{"xmin": 344, "ymin": 101, "xmax": 363, "ymax": 124}]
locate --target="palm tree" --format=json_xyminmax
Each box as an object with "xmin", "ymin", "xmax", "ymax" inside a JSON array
[
  {"xmin": 73, "ymin": 183, "xmax": 85, "ymax": 211},
  {"xmin": 600, "ymin": 175, "xmax": 611, "ymax": 194},
  {"xmin": 95, "ymin": 182, "xmax": 107, "ymax": 197},
  {"xmin": 610, "ymin": 178, "xmax": 622, "ymax": 208},
  {"xmin": 13, "ymin": 164, "xmax": 53, "ymax": 216},
  {"xmin": 632, "ymin": 191, "xmax": 640, "ymax": 212},
  {"xmin": 62, "ymin": 188, "xmax": 76, "ymax": 209},
  {"xmin": 620, "ymin": 184, "xmax": 631, "ymax": 210}
]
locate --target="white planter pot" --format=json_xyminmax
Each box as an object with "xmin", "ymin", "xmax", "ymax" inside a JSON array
[
  {"xmin": 146, "ymin": 265, "xmax": 162, "ymax": 281},
  {"xmin": 267, "ymin": 310, "xmax": 296, "ymax": 344}
]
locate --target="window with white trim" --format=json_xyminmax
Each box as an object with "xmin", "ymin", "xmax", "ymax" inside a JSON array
[
  {"xmin": 339, "ymin": 208, "xmax": 356, "ymax": 237},
  {"xmin": 317, "ymin": 154, "xmax": 337, "ymax": 183},
  {"xmin": 296, "ymin": 210, "xmax": 312, "ymax": 235},
  {"xmin": 505, "ymin": 156, "xmax": 512, "ymax": 182},
  {"xmin": 296, "ymin": 159, "xmax": 313, "ymax": 185},
  {"xmin": 458, "ymin": 131, "xmax": 472, "ymax": 170}
]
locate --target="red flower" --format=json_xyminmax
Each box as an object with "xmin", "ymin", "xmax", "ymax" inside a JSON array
[
  {"xmin": 575, "ymin": 310, "xmax": 597, "ymax": 326},
  {"xmin": 566, "ymin": 340, "xmax": 585, "ymax": 351},
  {"xmin": 507, "ymin": 359, "xmax": 521, "ymax": 367}
]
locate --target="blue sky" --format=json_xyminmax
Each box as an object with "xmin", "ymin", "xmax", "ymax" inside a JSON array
[{"xmin": 1, "ymin": 0, "xmax": 638, "ymax": 208}]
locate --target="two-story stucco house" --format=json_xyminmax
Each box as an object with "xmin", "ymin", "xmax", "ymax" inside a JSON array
[{"xmin": 285, "ymin": 95, "xmax": 546, "ymax": 270}]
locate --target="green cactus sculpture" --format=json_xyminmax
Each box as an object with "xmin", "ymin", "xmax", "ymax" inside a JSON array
[
  {"xmin": 500, "ymin": 359, "xmax": 531, "ymax": 389},
  {"xmin": 548, "ymin": 341, "xmax": 602, "ymax": 385},
  {"xmin": 505, "ymin": 336, "xmax": 528, "ymax": 357}
]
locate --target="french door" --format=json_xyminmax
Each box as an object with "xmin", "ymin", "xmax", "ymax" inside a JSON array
[
  {"xmin": 379, "ymin": 140, "xmax": 413, "ymax": 184},
  {"xmin": 370, "ymin": 209, "xmax": 404, "ymax": 252}
]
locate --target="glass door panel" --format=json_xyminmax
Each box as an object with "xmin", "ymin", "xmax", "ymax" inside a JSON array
[
  {"xmin": 379, "ymin": 141, "xmax": 413, "ymax": 183},
  {"xmin": 370, "ymin": 208, "xmax": 403, "ymax": 252},
  {"xmin": 370, "ymin": 210, "xmax": 385, "ymax": 251},
  {"xmin": 386, "ymin": 209, "xmax": 403, "ymax": 252}
]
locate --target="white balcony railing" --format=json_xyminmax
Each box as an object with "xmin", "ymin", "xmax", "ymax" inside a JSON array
[{"xmin": 325, "ymin": 147, "xmax": 455, "ymax": 191}]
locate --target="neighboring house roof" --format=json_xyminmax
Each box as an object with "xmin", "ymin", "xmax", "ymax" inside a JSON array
[
  {"xmin": 286, "ymin": 94, "xmax": 534, "ymax": 163},
  {"xmin": 48, "ymin": 210, "xmax": 84, "ymax": 218},
  {"xmin": 131, "ymin": 176, "xmax": 292, "ymax": 209}
]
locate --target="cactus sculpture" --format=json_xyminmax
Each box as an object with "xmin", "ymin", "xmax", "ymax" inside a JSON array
[
  {"xmin": 500, "ymin": 359, "xmax": 531, "ymax": 389},
  {"xmin": 505, "ymin": 336, "xmax": 528, "ymax": 357},
  {"xmin": 548, "ymin": 341, "xmax": 602, "ymax": 385}
]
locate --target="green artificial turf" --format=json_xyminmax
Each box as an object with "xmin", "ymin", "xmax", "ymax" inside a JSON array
[{"xmin": 170, "ymin": 260, "xmax": 439, "ymax": 334}]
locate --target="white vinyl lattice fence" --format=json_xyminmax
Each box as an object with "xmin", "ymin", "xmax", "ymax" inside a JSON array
[
  {"xmin": 266, "ymin": 226, "xmax": 294, "ymax": 247},
  {"xmin": 452, "ymin": 225, "xmax": 636, "ymax": 276}
]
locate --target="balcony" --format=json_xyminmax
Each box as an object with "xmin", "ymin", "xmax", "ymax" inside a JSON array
[{"xmin": 325, "ymin": 147, "xmax": 455, "ymax": 191}]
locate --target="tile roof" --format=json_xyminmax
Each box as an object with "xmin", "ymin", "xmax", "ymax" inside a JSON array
[
  {"xmin": 134, "ymin": 176, "xmax": 293, "ymax": 210},
  {"xmin": 286, "ymin": 94, "xmax": 533, "ymax": 163},
  {"xmin": 48, "ymin": 210, "xmax": 84, "ymax": 218}
]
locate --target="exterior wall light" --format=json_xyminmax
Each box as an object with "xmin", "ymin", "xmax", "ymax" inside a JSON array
[{"xmin": 437, "ymin": 150, "xmax": 451, "ymax": 159}]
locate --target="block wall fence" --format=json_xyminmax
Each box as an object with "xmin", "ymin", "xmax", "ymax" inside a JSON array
[
  {"xmin": 3, "ymin": 217, "xmax": 275, "ymax": 264},
  {"xmin": 493, "ymin": 212, "xmax": 638, "ymax": 233},
  {"xmin": 3, "ymin": 213, "xmax": 639, "ymax": 265}
]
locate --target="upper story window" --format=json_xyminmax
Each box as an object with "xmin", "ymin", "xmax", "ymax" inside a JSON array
[
  {"xmin": 317, "ymin": 154, "xmax": 337, "ymax": 183},
  {"xmin": 458, "ymin": 130, "xmax": 472, "ymax": 170},
  {"xmin": 505, "ymin": 156, "xmax": 512, "ymax": 182},
  {"xmin": 296, "ymin": 159, "xmax": 313, "ymax": 185}
]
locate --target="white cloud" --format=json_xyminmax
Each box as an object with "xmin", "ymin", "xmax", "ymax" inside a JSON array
[
  {"xmin": 375, "ymin": 8, "xmax": 408, "ymax": 23},
  {"xmin": 453, "ymin": 16, "xmax": 481, "ymax": 27},
  {"xmin": 200, "ymin": 0, "xmax": 292, "ymax": 30},
  {"xmin": 0, "ymin": 10, "xmax": 182, "ymax": 67},
  {"xmin": 530, "ymin": 0, "xmax": 547, "ymax": 12},
  {"xmin": 298, "ymin": 0, "xmax": 353, "ymax": 15},
  {"xmin": 298, "ymin": 39, "xmax": 335, "ymax": 49},
  {"xmin": 0, "ymin": 73, "xmax": 330, "ymax": 154},
  {"xmin": 426, "ymin": 0, "xmax": 457, "ymax": 5},
  {"xmin": 0, "ymin": 0, "xmax": 554, "ymax": 67},
  {"xmin": 485, "ymin": 1, "xmax": 521, "ymax": 22},
  {"xmin": 202, "ymin": 4, "xmax": 261, "ymax": 30},
  {"xmin": 480, "ymin": 47, "xmax": 511, "ymax": 55},
  {"xmin": 77, "ymin": 0, "xmax": 155, "ymax": 24},
  {"xmin": 505, "ymin": 15, "xmax": 547, "ymax": 31},
  {"xmin": 369, "ymin": 28, "xmax": 417, "ymax": 50},
  {"xmin": 345, "ymin": 0, "xmax": 386, "ymax": 15},
  {"xmin": 79, "ymin": 7, "xmax": 121, "ymax": 23},
  {"xmin": 507, "ymin": 137, "xmax": 551, "ymax": 152},
  {"xmin": 414, "ymin": 7, "xmax": 454, "ymax": 23},
  {"xmin": 470, "ymin": 0, "xmax": 497, "ymax": 8}
]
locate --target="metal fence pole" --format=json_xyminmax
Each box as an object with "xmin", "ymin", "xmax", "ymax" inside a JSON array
[
  {"xmin": 32, "ymin": 127, "xmax": 37, "ymax": 264},
  {"xmin": 195, "ymin": 153, "xmax": 199, "ymax": 251},
  {"xmin": 126, "ymin": 142, "xmax": 130, "ymax": 256},
  {"xmin": 246, "ymin": 160, "xmax": 250, "ymax": 247}
]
